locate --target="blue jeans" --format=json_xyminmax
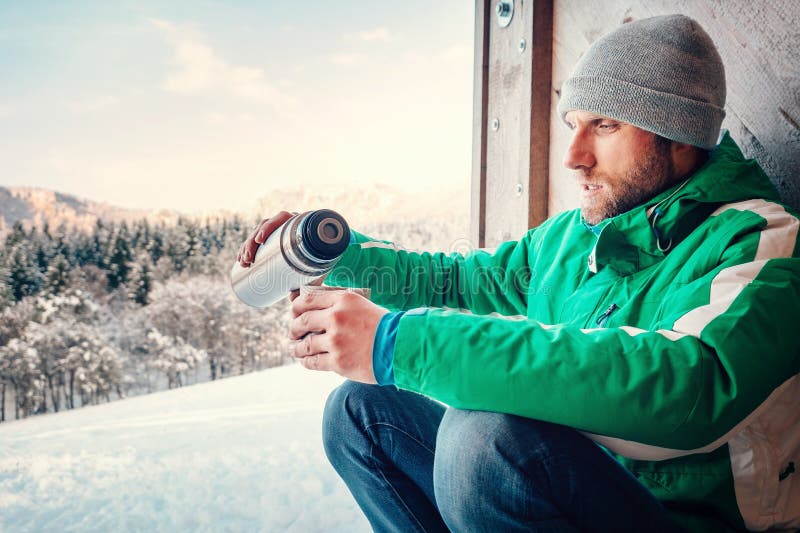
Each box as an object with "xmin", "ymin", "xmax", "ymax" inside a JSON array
[{"xmin": 323, "ymin": 381, "xmax": 681, "ymax": 532}]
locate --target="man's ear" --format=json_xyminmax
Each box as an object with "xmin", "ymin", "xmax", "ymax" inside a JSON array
[
  {"xmin": 671, "ymin": 142, "xmax": 708, "ymax": 179},
  {"xmin": 670, "ymin": 141, "xmax": 696, "ymax": 160}
]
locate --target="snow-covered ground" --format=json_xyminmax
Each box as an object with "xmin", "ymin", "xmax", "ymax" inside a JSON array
[{"xmin": 0, "ymin": 364, "xmax": 371, "ymax": 532}]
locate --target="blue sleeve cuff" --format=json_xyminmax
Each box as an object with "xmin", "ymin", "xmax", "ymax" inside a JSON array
[{"xmin": 372, "ymin": 311, "xmax": 403, "ymax": 386}]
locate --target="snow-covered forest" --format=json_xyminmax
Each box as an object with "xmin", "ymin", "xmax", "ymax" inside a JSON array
[
  {"xmin": 0, "ymin": 216, "xmax": 290, "ymax": 421},
  {"xmin": 0, "ymin": 204, "xmax": 468, "ymax": 423}
]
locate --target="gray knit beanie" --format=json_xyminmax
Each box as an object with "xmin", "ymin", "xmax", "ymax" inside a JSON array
[{"xmin": 557, "ymin": 14, "xmax": 726, "ymax": 150}]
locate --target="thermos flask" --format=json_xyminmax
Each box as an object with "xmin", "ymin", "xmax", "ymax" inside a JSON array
[{"xmin": 230, "ymin": 209, "xmax": 350, "ymax": 308}]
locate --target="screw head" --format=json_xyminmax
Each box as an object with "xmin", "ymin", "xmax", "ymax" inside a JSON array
[
  {"xmin": 515, "ymin": 182, "xmax": 523, "ymax": 196},
  {"xmin": 518, "ymin": 38, "xmax": 526, "ymax": 53},
  {"xmin": 491, "ymin": 118, "xmax": 500, "ymax": 131},
  {"xmin": 496, "ymin": 1, "xmax": 513, "ymax": 28}
]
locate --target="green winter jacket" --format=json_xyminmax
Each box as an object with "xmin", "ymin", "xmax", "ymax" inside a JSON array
[{"xmin": 325, "ymin": 133, "xmax": 800, "ymax": 531}]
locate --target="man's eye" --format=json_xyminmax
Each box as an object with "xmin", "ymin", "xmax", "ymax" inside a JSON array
[{"xmin": 598, "ymin": 122, "xmax": 618, "ymax": 130}]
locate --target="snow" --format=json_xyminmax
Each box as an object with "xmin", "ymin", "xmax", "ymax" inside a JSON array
[{"xmin": 0, "ymin": 364, "xmax": 370, "ymax": 532}]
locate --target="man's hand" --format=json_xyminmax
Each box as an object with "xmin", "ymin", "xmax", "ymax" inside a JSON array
[
  {"xmin": 236, "ymin": 211, "xmax": 294, "ymax": 267},
  {"xmin": 237, "ymin": 211, "xmax": 328, "ymax": 298},
  {"xmin": 289, "ymin": 290, "xmax": 388, "ymax": 384}
]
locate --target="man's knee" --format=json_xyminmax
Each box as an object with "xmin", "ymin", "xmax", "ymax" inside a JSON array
[
  {"xmin": 433, "ymin": 410, "xmax": 508, "ymax": 524},
  {"xmin": 432, "ymin": 409, "xmax": 566, "ymax": 528},
  {"xmin": 322, "ymin": 380, "xmax": 391, "ymax": 467},
  {"xmin": 323, "ymin": 381, "xmax": 369, "ymax": 464}
]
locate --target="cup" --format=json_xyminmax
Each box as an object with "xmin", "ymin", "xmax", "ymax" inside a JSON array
[{"xmin": 299, "ymin": 285, "xmax": 371, "ymax": 300}]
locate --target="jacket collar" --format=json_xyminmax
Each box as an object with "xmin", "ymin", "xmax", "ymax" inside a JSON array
[{"xmin": 586, "ymin": 132, "xmax": 780, "ymax": 276}]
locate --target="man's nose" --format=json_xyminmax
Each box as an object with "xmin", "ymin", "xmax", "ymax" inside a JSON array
[{"xmin": 562, "ymin": 130, "xmax": 596, "ymax": 170}]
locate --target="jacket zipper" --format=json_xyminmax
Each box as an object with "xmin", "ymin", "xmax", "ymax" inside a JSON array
[{"xmin": 596, "ymin": 303, "xmax": 619, "ymax": 327}]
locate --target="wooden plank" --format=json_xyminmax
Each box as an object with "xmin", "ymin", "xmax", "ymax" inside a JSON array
[
  {"xmin": 549, "ymin": 0, "xmax": 800, "ymax": 214},
  {"xmin": 485, "ymin": 0, "xmax": 533, "ymax": 246},
  {"xmin": 471, "ymin": 0, "xmax": 491, "ymax": 248},
  {"xmin": 483, "ymin": 0, "xmax": 554, "ymax": 247},
  {"xmin": 529, "ymin": 0, "xmax": 554, "ymax": 230}
]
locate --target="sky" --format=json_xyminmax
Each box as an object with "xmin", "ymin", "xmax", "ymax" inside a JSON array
[{"xmin": 0, "ymin": 0, "xmax": 474, "ymax": 213}]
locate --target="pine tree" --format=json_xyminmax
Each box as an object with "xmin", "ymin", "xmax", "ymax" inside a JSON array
[
  {"xmin": 106, "ymin": 234, "xmax": 133, "ymax": 291},
  {"xmin": 132, "ymin": 219, "xmax": 151, "ymax": 253},
  {"xmin": 91, "ymin": 220, "xmax": 111, "ymax": 269},
  {"xmin": 216, "ymin": 219, "xmax": 228, "ymax": 252},
  {"xmin": 45, "ymin": 254, "xmax": 72, "ymax": 295},
  {"xmin": 8, "ymin": 245, "xmax": 44, "ymax": 301},
  {"xmin": 91, "ymin": 234, "xmax": 105, "ymax": 269},
  {"xmin": 201, "ymin": 220, "xmax": 213, "ymax": 256},
  {"xmin": 53, "ymin": 223, "xmax": 71, "ymax": 262},
  {"xmin": 117, "ymin": 221, "xmax": 130, "ymax": 243},
  {"xmin": 0, "ymin": 258, "xmax": 14, "ymax": 311},
  {"xmin": 5, "ymin": 221, "xmax": 27, "ymax": 248},
  {"xmin": 165, "ymin": 224, "xmax": 189, "ymax": 274},
  {"xmin": 185, "ymin": 220, "xmax": 200, "ymax": 260},
  {"xmin": 72, "ymin": 231, "xmax": 93, "ymax": 266},
  {"xmin": 33, "ymin": 239, "xmax": 50, "ymax": 274},
  {"xmin": 132, "ymin": 260, "xmax": 153, "ymax": 306},
  {"xmin": 148, "ymin": 226, "xmax": 165, "ymax": 264}
]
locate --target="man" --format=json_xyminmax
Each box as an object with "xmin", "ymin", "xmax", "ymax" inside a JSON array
[{"xmin": 238, "ymin": 15, "xmax": 799, "ymax": 532}]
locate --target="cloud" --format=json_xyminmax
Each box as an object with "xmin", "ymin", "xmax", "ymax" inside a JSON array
[
  {"xmin": 150, "ymin": 18, "xmax": 295, "ymax": 110},
  {"xmin": 345, "ymin": 27, "xmax": 394, "ymax": 43},
  {"xmin": 329, "ymin": 53, "xmax": 367, "ymax": 66},
  {"xmin": 204, "ymin": 111, "xmax": 256, "ymax": 124},
  {"xmin": 66, "ymin": 95, "xmax": 119, "ymax": 114}
]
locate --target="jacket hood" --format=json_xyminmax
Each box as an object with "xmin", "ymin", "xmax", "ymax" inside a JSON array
[{"xmin": 589, "ymin": 132, "xmax": 780, "ymax": 275}]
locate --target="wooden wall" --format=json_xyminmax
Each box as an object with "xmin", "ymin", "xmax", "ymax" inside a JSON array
[
  {"xmin": 471, "ymin": 0, "xmax": 553, "ymax": 248},
  {"xmin": 472, "ymin": 0, "xmax": 800, "ymax": 245}
]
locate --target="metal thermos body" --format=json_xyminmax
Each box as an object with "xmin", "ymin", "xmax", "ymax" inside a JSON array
[{"xmin": 230, "ymin": 209, "xmax": 350, "ymax": 308}]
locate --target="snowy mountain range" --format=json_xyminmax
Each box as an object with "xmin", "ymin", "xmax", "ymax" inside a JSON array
[
  {"xmin": 0, "ymin": 182, "xmax": 469, "ymax": 238},
  {"xmin": 0, "ymin": 186, "xmax": 179, "ymax": 237}
]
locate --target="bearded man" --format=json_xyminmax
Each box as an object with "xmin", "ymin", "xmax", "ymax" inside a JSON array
[{"xmin": 239, "ymin": 14, "xmax": 800, "ymax": 532}]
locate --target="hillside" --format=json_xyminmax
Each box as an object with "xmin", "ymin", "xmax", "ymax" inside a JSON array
[
  {"xmin": 0, "ymin": 364, "xmax": 370, "ymax": 532},
  {"xmin": 0, "ymin": 183, "xmax": 470, "ymax": 238},
  {"xmin": 0, "ymin": 186, "xmax": 180, "ymax": 236}
]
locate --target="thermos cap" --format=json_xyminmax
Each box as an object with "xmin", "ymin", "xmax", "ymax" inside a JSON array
[{"xmin": 301, "ymin": 209, "xmax": 350, "ymax": 261}]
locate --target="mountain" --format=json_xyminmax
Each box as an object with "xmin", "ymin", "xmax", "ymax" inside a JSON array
[
  {"xmin": 0, "ymin": 183, "xmax": 470, "ymax": 238},
  {"xmin": 0, "ymin": 186, "xmax": 181, "ymax": 237}
]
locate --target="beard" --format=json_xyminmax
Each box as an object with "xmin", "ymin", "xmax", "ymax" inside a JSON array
[{"xmin": 580, "ymin": 137, "xmax": 676, "ymax": 226}]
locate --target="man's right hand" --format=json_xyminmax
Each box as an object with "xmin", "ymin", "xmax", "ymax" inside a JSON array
[{"xmin": 236, "ymin": 211, "xmax": 294, "ymax": 268}]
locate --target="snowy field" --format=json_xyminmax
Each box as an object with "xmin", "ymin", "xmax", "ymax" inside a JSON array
[{"xmin": 0, "ymin": 364, "xmax": 370, "ymax": 532}]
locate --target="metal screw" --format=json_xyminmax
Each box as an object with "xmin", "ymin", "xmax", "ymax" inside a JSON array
[
  {"xmin": 518, "ymin": 38, "xmax": 526, "ymax": 53},
  {"xmin": 496, "ymin": 1, "xmax": 513, "ymax": 28},
  {"xmin": 515, "ymin": 182, "xmax": 523, "ymax": 196},
  {"xmin": 491, "ymin": 118, "xmax": 500, "ymax": 131}
]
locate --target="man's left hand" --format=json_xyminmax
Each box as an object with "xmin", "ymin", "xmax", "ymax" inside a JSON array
[{"xmin": 289, "ymin": 290, "xmax": 389, "ymax": 384}]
